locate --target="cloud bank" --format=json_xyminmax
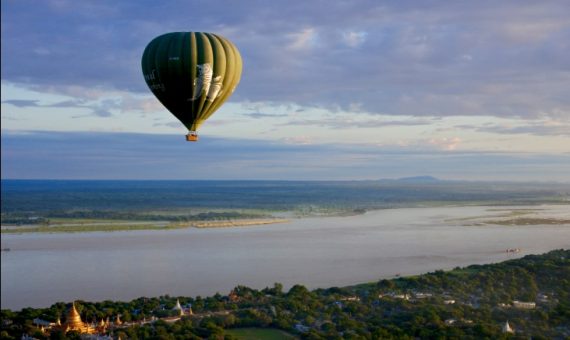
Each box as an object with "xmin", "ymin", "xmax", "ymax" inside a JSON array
[
  {"xmin": 2, "ymin": 0, "xmax": 569, "ymax": 120},
  {"xmin": 2, "ymin": 130, "xmax": 569, "ymax": 181}
]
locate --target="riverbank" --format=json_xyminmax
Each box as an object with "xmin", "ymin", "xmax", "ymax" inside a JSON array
[
  {"xmin": 192, "ymin": 218, "xmax": 289, "ymax": 228},
  {"xmin": 0, "ymin": 218, "xmax": 290, "ymax": 234}
]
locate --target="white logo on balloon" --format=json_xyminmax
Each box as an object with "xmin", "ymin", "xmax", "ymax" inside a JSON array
[{"xmin": 191, "ymin": 64, "xmax": 223, "ymax": 101}]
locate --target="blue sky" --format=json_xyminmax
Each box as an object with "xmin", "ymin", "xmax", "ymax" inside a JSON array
[{"xmin": 1, "ymin": 0, "xmax": 569, "ymax": 180}]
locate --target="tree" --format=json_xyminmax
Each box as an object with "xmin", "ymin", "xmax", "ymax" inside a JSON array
[
  {"xmin": 377, "ymin": 279, "xmax": 395, "ymax": 290},
  {"xmin": 263, "ymin": 282, "xmax": 284, "ymax": 296}
]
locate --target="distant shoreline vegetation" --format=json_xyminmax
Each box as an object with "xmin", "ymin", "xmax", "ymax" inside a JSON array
[
  {"xmin": 2, "ymin": 179, "xmax": 569, "ymax": 213},
  {"xmin": 2, "ymin": 179, "xmax": 568, "ymax": 234}
]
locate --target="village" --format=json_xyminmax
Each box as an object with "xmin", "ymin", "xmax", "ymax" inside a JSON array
[{"xmin": 14, "ymin": 283, "xmax": 557, "ymax": 339}]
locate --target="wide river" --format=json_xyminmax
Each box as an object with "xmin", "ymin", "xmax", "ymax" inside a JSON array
[{"xmin": 2, "ymin": 205, "xmax": 569, "ymax": 310}]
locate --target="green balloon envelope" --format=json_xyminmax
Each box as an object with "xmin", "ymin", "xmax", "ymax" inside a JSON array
[{"xmin": 142, "ymin": 32, "xmax": 242, "ymax": 136}]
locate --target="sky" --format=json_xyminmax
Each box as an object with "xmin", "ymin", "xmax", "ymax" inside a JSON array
[{"xmin": 1, "ymin": 0, "xmax": 569, "ymax": 181}]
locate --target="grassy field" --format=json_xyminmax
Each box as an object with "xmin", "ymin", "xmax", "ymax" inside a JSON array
[{"xmin": 225, "ymin": 328, "xmax": 297, "ymax": 340}]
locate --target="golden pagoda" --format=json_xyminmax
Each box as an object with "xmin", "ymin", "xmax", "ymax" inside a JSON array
[
  {"xmin": 52, "ymin": 302, "xmax": 96, "ymax": 335},
  {"xmin": 95, "ymin": 318, "xmax": 109, "ymax": 333}
]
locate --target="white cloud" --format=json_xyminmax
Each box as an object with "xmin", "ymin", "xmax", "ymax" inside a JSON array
[
  {"xmin": 502, "ymin": 21, "xmax": 566, "ymax": 43},
  {"xmin": 461, "ymin": 121, "xmax": 570, "ymax": 137},
  {"xmin": 342, "ymin": 31, "xmax": 368, "ymax": 48},
  {"xmin": 428, "ymin": 137, "xmax": 462, "ymax": 151},
  {"xmin": 32, "ymin": 47, "xmax": 51, "ymax": 56},
  {"xmin": 287, "ymin": 28, "xmax": 318, "ymax": 51},
  {"xmin": 2, "ymin": 130, "xmax": 569, "ymax": 181},
  {"xmin": 2, "ymin": 84, "xmax": 165, "ymax": 118},
  {"xmin": 282, "ymin": 135, "xmax": 313, "ymax": 145}
]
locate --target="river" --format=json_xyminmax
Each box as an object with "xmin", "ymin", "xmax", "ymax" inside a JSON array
[{"xmin": 2, "ymin": 205, "xmax": 569, "ymax": 310}]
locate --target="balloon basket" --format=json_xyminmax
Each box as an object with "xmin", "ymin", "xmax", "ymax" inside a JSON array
[{"xmin": 186, "ymin": 133, "xmax": 199, "ymax": 142}]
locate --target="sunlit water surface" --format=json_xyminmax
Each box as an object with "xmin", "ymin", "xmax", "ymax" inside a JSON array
[{"xmin": 2, "ymin": 205, "xmax": 569, "ymax": 310}]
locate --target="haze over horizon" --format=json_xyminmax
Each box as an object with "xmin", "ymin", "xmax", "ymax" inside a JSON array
[{"xmin": 2, "ymin": 1, "xmax": 569, "ymax": 181}]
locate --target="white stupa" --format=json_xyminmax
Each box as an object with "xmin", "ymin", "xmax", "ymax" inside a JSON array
[
  {"xmin": 502, "ymin": 321, "xmax": 514, "ymax": 334},
  {"xmin": 173, "ymin": 299, "xmax": 184, "ymax": 316}
]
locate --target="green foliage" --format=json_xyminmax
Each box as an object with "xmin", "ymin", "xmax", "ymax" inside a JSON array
[{"xmin": 225, "ymin": 328, "xmax": 296, "ymax": 340}]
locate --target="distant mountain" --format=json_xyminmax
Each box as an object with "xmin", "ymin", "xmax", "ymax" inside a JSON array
[
  {"xmin": 396, "ymin": 176, "xmax": 441, "ymax": 182},
  {"xmin": 377, "ymin": 176, "xmax": 442, "ymax": 182}
]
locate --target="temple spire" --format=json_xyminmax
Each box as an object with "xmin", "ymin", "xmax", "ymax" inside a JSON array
[
  {"xmin": 173, "ymin": 299, "xmax": 184, "ymax": 316},
  {"xmin": 502, "ymin": 321, "xmax": 514, "ymax": 334},
  {"xmin": 66, "ymin": 302, "xmax": 83, "ymax": 328}
]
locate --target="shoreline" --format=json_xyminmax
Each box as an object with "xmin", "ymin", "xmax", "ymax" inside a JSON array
[
  {"xmin": 0, "ymin": 218, "xmax": 291, "ymax": 234},
  {"xmin": 2, "ymin": 249, "xmax": 568, "ymax": 339},
  {"xmin": 191, "ymin": 218, "xmax": 289, "ymax": 228},
  {"xmin": 2, "ymin": 247, "xmax": 568, "ymax": 311}
]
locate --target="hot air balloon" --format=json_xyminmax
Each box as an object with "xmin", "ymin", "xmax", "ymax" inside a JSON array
[{"xmin": 142, "ymin": 32, "xmax": 242, "ymax": 141}]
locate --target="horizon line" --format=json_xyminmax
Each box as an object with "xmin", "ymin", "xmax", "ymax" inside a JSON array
[{"xmin": 2, "ymin": 178, "xmax": 570, "ymax": 184}]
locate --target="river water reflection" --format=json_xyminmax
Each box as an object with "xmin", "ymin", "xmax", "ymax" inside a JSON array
[{"xmin": 2, "ymin": 205, "xmax": 569, "ymax": 310}]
